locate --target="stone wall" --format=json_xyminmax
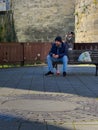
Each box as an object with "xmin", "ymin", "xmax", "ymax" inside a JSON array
[
  {"xmin": 75, "ymin": 0, "xmax": 98, "ymax": 43},
  {"xmin": 12, "ymin": 0, "xmax": 75, "ymax": 42},
  {"xmin": 1, "ymin": 0, "xmax": 98, "ymax": 43}
]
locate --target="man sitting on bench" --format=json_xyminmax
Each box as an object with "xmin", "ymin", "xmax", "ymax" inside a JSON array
[{"xmin": 45, "ymin": 36, "xmax": 68, "ymax": 77}]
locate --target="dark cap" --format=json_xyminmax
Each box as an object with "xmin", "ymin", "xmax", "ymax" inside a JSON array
[
  {"xmin": 55, "ymin": 36, "xmax": 62, "ymax": 42},
  {"xmin": 70, "ymin": 32, "xmax": 74, "ymax": 35}
]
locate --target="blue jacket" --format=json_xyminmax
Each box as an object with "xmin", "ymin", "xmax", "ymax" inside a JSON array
[{"xmin": 49, "ymin": 42, "xmax": 68, "ymax": 58}]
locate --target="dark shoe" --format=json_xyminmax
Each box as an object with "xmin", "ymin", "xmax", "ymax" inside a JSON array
[
  {"xmin": 63, "ymin": 72, "xmax": 66, "ymax": 77},
  {"xmin": 45, "ymin": 71, "xmax": 54, "ymax": 76}
]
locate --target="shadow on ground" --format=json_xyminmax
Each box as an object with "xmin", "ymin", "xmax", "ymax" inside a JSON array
[{"xmin": 0, "ymin": 113, "xmax": 72, "ymax": 130}]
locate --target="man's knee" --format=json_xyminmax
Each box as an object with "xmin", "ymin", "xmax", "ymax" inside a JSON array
[
  {"xmin": 63, "ymin": 55, "xmax": 67, "ymax": 59},
  {"xmin": 47, "ymin": 55, "xmax": 51, "ymax": 60},
  {"xmin": 47, "ymin": 55, "xmax": 53, "ymax": 62},
  {"xmin": 63, "ymin": 56, "xmax": 68, "ymax": 62}
]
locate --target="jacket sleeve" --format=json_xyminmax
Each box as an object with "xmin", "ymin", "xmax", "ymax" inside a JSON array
[{"xmin": 49, "ymin": 43, "xmax": 55, "ymax": 57}]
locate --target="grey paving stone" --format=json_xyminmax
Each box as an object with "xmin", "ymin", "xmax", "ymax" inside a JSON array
[
  {"xmin": 74, "ymin": 122, "xmax": 98, "ymax": 130},
  {"xmin": 0, "ymin": 121, "xmax": 19, "ymax": 130},
  {"xmin": 47, "ymin": 124, "xmax": 72, "ymax": 130},
  {"xmin": 0, "ymin": 65, "xmax": 98, "ymax": 130},
  {"xmin": 20, "ymin": 122, "xmax": 46, "ymax": 130}
]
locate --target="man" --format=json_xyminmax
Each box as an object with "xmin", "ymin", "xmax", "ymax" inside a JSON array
[
  {"xmin": 45, "ymin": 36, "xmax": 68, "ymax": 77},
  {"xmin": 65, "ymin": 31, "xmax": 75, "ymax": 50}
]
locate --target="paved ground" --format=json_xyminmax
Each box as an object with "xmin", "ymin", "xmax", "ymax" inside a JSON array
[{"xmin": 0, "ymin": 65, "xmax": 98, "ymax": 130}]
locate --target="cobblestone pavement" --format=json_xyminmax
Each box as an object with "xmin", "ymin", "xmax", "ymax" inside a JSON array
[{"xmin": 0, "ymin": 65, "xmax": 98, "ymax": 130}]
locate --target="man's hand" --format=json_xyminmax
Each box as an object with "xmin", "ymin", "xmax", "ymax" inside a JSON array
[{"xmin": 52, "ymin": 54, "xmax": 59, "ymax": 58}]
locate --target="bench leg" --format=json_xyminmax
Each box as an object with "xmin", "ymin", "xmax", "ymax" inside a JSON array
[
  {"xmin": 95, "ymin": 64, "xmax": 98, "ymax": 76},
  {"xmin": 53, "ymin": 62, "xmax": 58, "ymax": 70}
]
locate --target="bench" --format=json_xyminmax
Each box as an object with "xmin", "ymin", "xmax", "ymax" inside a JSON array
[{"xmin": 53, "ymin": 50, "xmax": 98, "ymax": 76}]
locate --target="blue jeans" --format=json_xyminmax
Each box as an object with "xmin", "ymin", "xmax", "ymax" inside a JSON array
[{"xmin": 47, "ymin": 55, "xmax": 68, "ymax": 72}]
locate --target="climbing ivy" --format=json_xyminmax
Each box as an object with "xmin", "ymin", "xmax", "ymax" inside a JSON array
[
  {"xmin": 0, "ymin": 0, "xmax": 17, "ymax": 42},
  {"xmin": 0, "ymin": 12, "xmax": 17, "ymax": 42}
]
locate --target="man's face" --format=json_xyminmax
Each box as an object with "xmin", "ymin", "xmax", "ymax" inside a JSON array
[
  {"xmin": 55, "ymin": 41, "xmax": 61, "ymax": 46},
  {"xmin": 67, "ymin": 34, "xmax": 72, "ymax": 40},
  {"xmin": 68, "ymin": 34, "xmax": 72, "ymax": 38}
]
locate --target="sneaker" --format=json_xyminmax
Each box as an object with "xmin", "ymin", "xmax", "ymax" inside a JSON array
[
  {"xmin": 45, "ymin": 71, "xmax": 54, "ymax": 76},
  {"xmin": 63, "ymin": 72, "xmax": 66, "ymax": 77}
]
